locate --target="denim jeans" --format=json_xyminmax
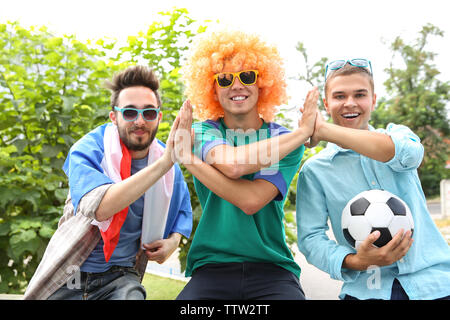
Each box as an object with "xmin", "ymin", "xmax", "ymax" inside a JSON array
[
  {"xmin": 176, "ymin": 262, "xmax": 305, "ymax": 300},
  {"xmin": 48, "ymin": 266, "xmax": 146, "ymax": 300}
]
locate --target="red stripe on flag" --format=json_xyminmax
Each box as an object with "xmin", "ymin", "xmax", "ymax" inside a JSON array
[{"xmin": 100, "ymin": 140, "xmax": 132, "ymax": 262}]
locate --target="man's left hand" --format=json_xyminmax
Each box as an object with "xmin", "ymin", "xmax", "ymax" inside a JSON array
[{"xmin": 142, "ymin": 233, "xmax": 181, "ymax": 264}]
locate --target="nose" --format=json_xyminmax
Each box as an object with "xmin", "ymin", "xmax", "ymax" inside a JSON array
[
  {"xmin": 344, "ymin": 96, "xmax": 357, "ymax": 107},
  {"xmin": 134, "ymin": 112, "xmax": 147, "ymax": 125},
  {"xmin": 231, "ymin": 75, "xmax": 245, "ymax": 90}
]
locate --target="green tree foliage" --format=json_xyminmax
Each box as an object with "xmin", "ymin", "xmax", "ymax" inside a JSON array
[
  {"xmin": 0, "ymin": 8, "xmax": 207, "ymax": 293},
  {"xmin": 372, "ymin": 24, "xmax": 450, "ymax": 196},
  {"xmin": 0, "ymin": 22, "xmax": 114, "ymax": 293}
]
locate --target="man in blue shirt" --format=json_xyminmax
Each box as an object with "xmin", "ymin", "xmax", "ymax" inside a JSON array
[{"xmin": 296, "ymin": 60, "xmax": 450, "ymax": 300}]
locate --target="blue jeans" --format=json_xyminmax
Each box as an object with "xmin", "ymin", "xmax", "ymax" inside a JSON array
[
  {"xmin": 48, "ymin": 266, "xmax": 146, "ymax": 300},
  {"xmin": 176, "ymin": 262, "xmax": 305, "ymax": 300}
]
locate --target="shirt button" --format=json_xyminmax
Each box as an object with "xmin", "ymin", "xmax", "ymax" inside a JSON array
[{"xmin": 371, "ymin": 181, "xmax": 376, "ymax": 186}]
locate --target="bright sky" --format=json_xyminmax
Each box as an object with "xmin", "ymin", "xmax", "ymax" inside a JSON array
[{"xmin": 2, "ymin": 0, "xmax": 449, "ymax": 115}]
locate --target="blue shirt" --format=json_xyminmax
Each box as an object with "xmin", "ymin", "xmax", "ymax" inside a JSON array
[
  {"xmin": 296, "ymin": 123, "xmax": 450, "ymax": 300},
  {"xmin": 81, "ymin": 154, "xmax": 192, "ymax": 273}
]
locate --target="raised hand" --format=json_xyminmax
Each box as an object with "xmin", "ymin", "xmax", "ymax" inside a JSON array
[
  {"xmin": 174, "ymin": 100, "xmax": 194, "ymax": 164},
  {"xmin": 162, "ymin": 111, "xmax": 180, "ymax": 165},
  {"xmin": 298, "ymin": 87, "xmax": 319, "ymax": 146}
]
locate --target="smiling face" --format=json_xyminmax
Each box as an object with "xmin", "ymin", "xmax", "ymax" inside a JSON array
[
  {"xmin": 109, "ymin": 86, "xmax": 162, "ymax": 159},
  {"xmin": 214, "ymin": 63, "xmax": 260, "ymax": 124},
  {"xmin": 324, "ymin": 73, "xmax": 377, "ymax": 130}
]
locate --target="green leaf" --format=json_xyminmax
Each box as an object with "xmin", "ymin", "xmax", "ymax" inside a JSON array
[
  {"xmin": 0, "ymin": 222, "xmax": 10, "ymax": 236},
  {"xmin": 39, "ymin": 224, "xmax": 55, "ymax": 239},
  {"xmin": 10, "ymin": 229, "xmax": 38, "ymax": 257}
]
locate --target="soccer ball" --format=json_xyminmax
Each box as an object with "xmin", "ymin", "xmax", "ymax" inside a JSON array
[{"xmin": 341, "ymin": 189, "xmax": 414, "ymax": 249}]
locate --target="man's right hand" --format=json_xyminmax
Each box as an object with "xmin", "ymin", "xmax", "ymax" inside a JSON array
[
  {"xmin": 343, "ymin": 229, "xmax": 413, "ymax": 271},
  {"xmin": 173, "ymin": 100, "xmax": 195, "ymax": 164},
  {"xmin": 298, "ymin": 87, "xmax": 320, "ymax": 148}
]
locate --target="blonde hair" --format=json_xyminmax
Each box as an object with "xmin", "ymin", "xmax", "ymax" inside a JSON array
[{"xmin": 181, "ymin": 29, "xmax": 287, "ymax": 122}]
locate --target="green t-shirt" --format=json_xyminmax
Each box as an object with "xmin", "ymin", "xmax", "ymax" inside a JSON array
[{"xmin": 185, "ymin": 118, "xmax": 304, "ymax": 278}]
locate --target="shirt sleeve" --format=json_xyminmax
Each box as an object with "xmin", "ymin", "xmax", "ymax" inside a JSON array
[
  {"xmin": 381, "ymin": 123, "xmax": 424, "ymax": 172},
  {"xmin": 164, "ymin": 164, "xmax": 193, "ymax": 239},
  {"xmin": 253, "ymin": 144, "xmax": 304, "ymax": 201},
  {"xmin": 193, "ymin": 121, "xmax": 230, "ymax": 161},
  {"xmin": 296, "ymin": 162, "xmax": 360, "ymax": 282}
]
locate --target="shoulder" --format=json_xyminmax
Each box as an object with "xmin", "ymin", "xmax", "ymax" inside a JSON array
[
  {"xmin": 69, "ymin": 123, "xmax": 110, "ymax": 155},
  {"xmin": 266, "ymin": 122, "xmax": 291, "ymax": 136},
  {"xmin": 374, "ymin": 123, "xmax": 420, "ymax": 142},
  {"xmin": 193, "ymin": 119, "xmax": 222, "ymax": 131}
]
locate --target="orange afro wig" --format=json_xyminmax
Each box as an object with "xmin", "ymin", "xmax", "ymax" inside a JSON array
[{"xmin": 181, "ymin": 29, "xmax": 288, "ymax": 122}]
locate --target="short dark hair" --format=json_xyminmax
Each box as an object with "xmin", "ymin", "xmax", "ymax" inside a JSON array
[
  {"xmin": 324, "ymin": 63, "xmax": 374, "ymax": 100},
  {"xmin": 105, "ymin": 65, "xmax": 162, "ymax": 110}
]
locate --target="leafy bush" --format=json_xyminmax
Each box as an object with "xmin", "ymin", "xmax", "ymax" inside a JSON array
[{"xmin": 0, "ymin": 8, "xmax": 207, "ymax": 293}]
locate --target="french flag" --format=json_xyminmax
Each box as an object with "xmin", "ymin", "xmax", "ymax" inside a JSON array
[{"xmin": 63, "ymin": 123, "xmax": 174, "ymax": 262}]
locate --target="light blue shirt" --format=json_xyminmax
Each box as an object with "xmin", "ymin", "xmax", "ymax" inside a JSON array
[{"xmin": 296, "ymin": 123, "xmax": 450, "ymax": 300}]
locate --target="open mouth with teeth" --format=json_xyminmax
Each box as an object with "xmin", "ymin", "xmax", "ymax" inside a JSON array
[
  {"xmin": 342, "ymin": 113, "xmax": 360, "ymax": 119},
  {"xmin": 231, "ymin": 95, "xmax": 248, "ymax": 101}
]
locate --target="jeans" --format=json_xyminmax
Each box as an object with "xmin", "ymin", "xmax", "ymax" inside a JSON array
[
  {"xmin": 48, "ymin": 266, "xmax": 146, "ymax": 300},
  {"xmin": 176, "ymin": 262, "xmax": 305, "ymax": 300}
]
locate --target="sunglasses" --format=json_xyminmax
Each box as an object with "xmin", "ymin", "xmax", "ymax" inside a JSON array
[
  {"xmin": 213, "ymin": 70, "xmax": 259, "ymax": 88},
  {"xmin": 114, "ymin": 105, "xmax": 160, "ymax": 122},
  {"xmin": 325, "ymin": 59, "xmax": 372, "ymax": 80}
]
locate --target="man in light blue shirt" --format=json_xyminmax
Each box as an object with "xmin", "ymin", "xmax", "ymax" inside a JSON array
[{"xmin": 296, "ymin": 60, "xmax": 450, "ymax": 300}]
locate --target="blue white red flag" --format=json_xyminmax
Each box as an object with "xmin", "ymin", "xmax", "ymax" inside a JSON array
[{"xmin": 63, "ymin": 123, "xmax": 174, "ymax": 262}]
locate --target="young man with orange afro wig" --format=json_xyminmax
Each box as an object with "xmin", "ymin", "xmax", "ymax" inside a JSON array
[{"xmin": 173, "ymin": 29, "xmax": 319, "ymax": 300}]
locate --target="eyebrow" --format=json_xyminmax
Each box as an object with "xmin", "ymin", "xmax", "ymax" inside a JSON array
[
  {"xmin": 332, "ymin": 89, "xmax": 369, "ymax": 95},
  {"xmin": 122, "ymin": 104, "xmax": 158, "ymax": 109}
]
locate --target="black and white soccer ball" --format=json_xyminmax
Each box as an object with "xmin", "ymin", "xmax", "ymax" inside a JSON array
[{"xmin": 341, "ymin": 189, "xmax": 414, "ymax": 249}]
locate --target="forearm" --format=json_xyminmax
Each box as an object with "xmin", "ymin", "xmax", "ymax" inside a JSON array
[
  {"xmin": 184, "ymin": 155, "xmax": 275, "ymax": 215},
  {"xmin": 210, "ymin": 126, "xmax": 310, "ymax": 178},
  {"xmin": 95, "ymin": 157, "xmax": 173, "ymax": 221},
  {"xmin": 317, "ymin": 122, "xmax": 395, "ymax": 162}
]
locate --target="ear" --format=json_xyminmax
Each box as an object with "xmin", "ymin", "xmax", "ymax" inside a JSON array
[
  {"xmin": 323, "ymin": 97, "xmax": 331, "ymax": 115},
  {"xmin": 109, "ymin": 110, "xmax": 117, "ymax": 125},
  {"xmin": 371, "ymin": 93, "xmax": 377, "ymax": 111}
]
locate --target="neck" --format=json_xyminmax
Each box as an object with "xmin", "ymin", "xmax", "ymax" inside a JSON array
[
  {"xmin": 130, "ymin": 148, "xmax": 149, "ymax": 160},
  {"xmin": 222, "ymin": 109, "xmax": 263, "ymax": 131}
]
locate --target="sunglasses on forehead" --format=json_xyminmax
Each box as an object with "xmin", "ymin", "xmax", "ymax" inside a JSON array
[
  {"xmin": 114, "ymin": 105, "xmax": 160, "ymax": 122},
  {"xmin": 213, "ymin": 70, "xmax": 259, "ymax": 88},
  {"xmin": 325, "ymin": 59, "xmax": 372, "ymax": 80}
]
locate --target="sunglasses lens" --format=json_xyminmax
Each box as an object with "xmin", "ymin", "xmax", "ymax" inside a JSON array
[
  {"xmin": 143, "ymin": 109, "xmax": 158, "ymax": 121},
  {"xmin": 217, "ymin": 73, "xmax": 233, "ymax": 87},
  {"xmin": 328, "ymin": 60, "xmax": 346, "ymax": 70},
  {"xmin": 350, "ymin": 59, "xmax": 369, "ymax": 67},
  {"xmin": 239, "ymin": 71, "xmax": 257, "ymax": 85},
  {"xmin": 123, "ymin": 109, "xmax": 138, "ymax": 121}
]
